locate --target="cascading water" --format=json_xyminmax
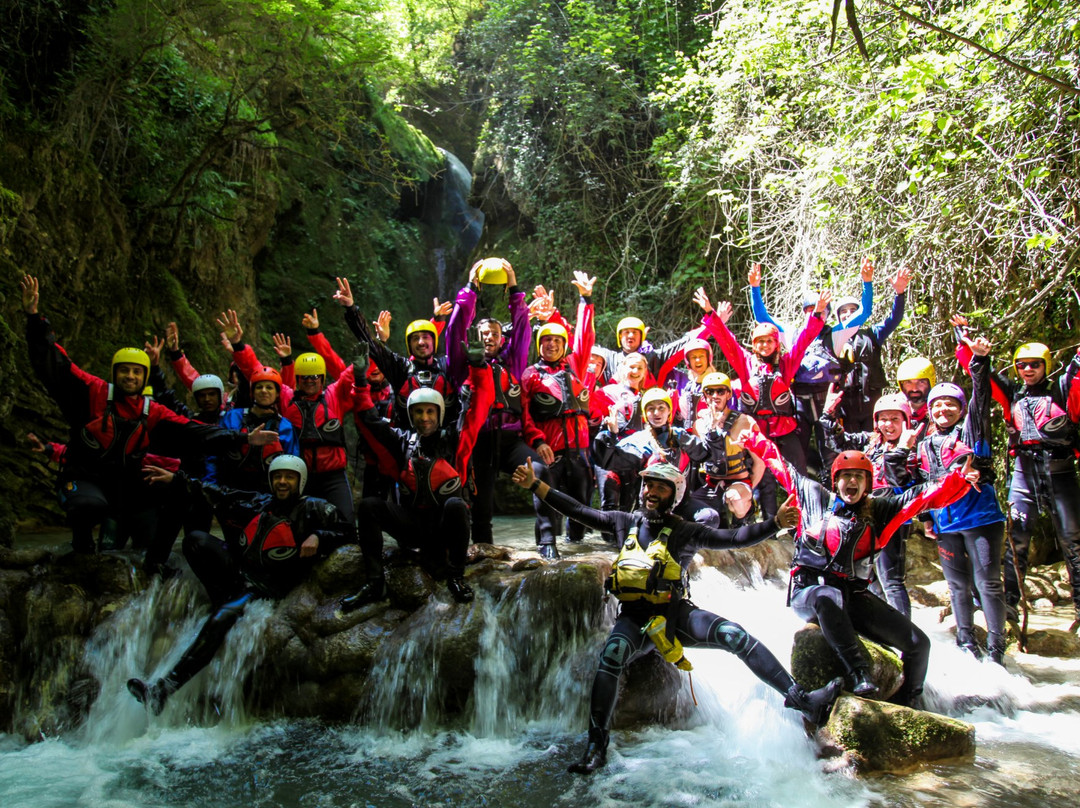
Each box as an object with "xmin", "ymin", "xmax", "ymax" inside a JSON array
[{"xmin": 3, "ymin": 521, "xmax": 1080, "ymax": 807}]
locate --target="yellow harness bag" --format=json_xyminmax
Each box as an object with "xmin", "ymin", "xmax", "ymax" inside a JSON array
[{"xmin": 606, "ymin": 524, "xmax": 687, "ymax": 604}]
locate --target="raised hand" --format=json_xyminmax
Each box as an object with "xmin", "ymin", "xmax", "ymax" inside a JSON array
[
  {"xmin": 301, "ymin": 309, "xmax": 319, "ymax": 330},
  {"xmin": 20, "ymin": 275, "xmax": 39, "ymax": 314},
  {"xmin": 144, "ymin": 335, "xmax": 164, "ymax": 366},
  {"xmin": 693, "ymin": 287, "xmax": 714, "ymax": 314},
  {"xmin": 333, "ymin": 277, "xmax": 354, "ymax": 308},
  {"xmin": 215, "ymin": 309, "xmax": 243, "ymax": 345},
  {"xmin": 272, "ymin": 333, "xmax": 292, "ymax": 358},
  {"xmin": 961, "ymin": 454, "xmax": 981, "ymax": 492},
  {"xmin": 716, "ymin": 300, "xmax": 734, "ymax": 324},
  {"xmin": 814, "ymin": 290, "xmax": 833, "ymax": 314},
  {"xmin": 433, "ymin": 298, "xmax": 453, "ymax": 317},
  {"xmin": 860, "ymin": 256, "xmax": 875, "ymax": 283},
  {"xmin": 26, "ymin": 432, "xmax": 48, "ymax": 453},
  {"xmin": 463, "ymin": 337, "xmax": 486, "ymax": 368},
  {"xmin": 898, "ymin": 421, "xmax": 925, "ymax": 451},
  {"xmin": 747, "ymin": 263, "xmax": 762, "ymax": 288},
  {"xmin": 571, "ymin": 271, "xmax": 596, "ymax": 297},
  {"xmin": 891, "ymin": 265, "xmax": 913, "ymax": 294},
  {"xmin": 353, "ymin": 342, "xmax": 370, "ymax": 379},
  {"xmin": 165, "ymin": 322, "xmax": 180, "ymax": 352},
  {"xmin": 375, "ymin": 310, "xmax": 391, "ymax": 342}
]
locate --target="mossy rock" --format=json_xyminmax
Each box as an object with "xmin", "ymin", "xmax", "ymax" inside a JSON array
[
  {"xmin": 818, "ymin": 695, "xmax": 975, "ymax": 773},
  {"xmin": 790, "ymin": 623, "xmax": 903, "ymax": 700}
]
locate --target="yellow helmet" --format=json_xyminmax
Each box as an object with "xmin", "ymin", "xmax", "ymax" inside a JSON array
[
  {"xmin": 1013, "ymin": 342, "xmax": 1053, "ymax": 373},
  {"xmin": 635, "ymin": 388, "xmax": 669, "ymax": 419},
  {"xmin": 405, "ymin": 319, "xmax": 438, "ymax": 350},
  {"xmin": 616, "ymin": 316, "xmax": 646, "ymax": 340},
  {"xmin": 295, "ymin": 352, "xmax": 326, "ymax": 378},
  {"xmin": 536, "ymin": 322, "xmax": 569, "ymax": 359},
  {"xmin": 700, "ymin": 371, "xmax": 732, "ymax": 390},
  {"xmin": 896, "ymin": 356, "xmax": 936, "ymax": 387},
  {"xmin": 476, "ymin": 257, "xmax": 509, "ymax": 285},
  {"xmin": 111, "ymin": 347, "xmax": 150, "ymax": 380}
]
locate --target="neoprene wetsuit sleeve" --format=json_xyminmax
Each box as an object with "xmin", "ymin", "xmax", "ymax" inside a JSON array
[
  {"xmin": 541, "ymin": 486, "xmax": 622, "ymax": 535},
  {"xmin": 688, "ymin": 516, "xmax": 782, "ymax": 551}
]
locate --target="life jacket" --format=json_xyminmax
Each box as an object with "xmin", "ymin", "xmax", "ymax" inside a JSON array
[
  {"xmin": 490, "ymin": 363, "xmax": 523, "ymax": 417},
  {"xmin": 841, "ymin": 329, "xmax": 887, "ymax": 405},
  {"xmin": 738, "ymin": 362, "xmax": 795, "ymax": 420},
  {"xmin": 1009, "ymin": 394, "xmax": 1076, "ymax": 451},
  {"xmin": 528, "ymin": 363, "xmax": 590, "ymax": 421},
  {"xmin": 394, "ymin": 359, "xmax": 454, "ymax": 413},
  {"xmin": 238, "ymin": 505, "xmax": 309, "ymax": 597},
  {"xmin": 698, "ymin": 411, "xmax": 750, "ymax": 481},
  {"xmin": 606, "ymin": 523, "xmax": 687, "ymax": 604},
  {"xmin": 399, "ymin": 431, "xmax": 465, "ymax": 509},
  {"xmin": 917, "ymin": 432, "xmax": 970, "ymax": 483},
  {"xmin": 793, "ymin": 500, "xmax": 875, "ymax": 583},
  {"xmin": 794, "ymin": 337, "xmax": 841, "ymax": 386},
  {"xmin": 291, "ymin": 396, "xmax": 345, "ymax": 449},
  {"xmin": 79, "ymin": 386, "xmax": 157, "ymax": 466},
  {"xmin": 222, "ymin": 410, "xmax": 283, "ymax": 473}
]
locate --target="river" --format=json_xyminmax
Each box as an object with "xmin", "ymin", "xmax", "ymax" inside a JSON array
[{"xmin": 2, "ymin": 519, "xmax": 1078, "ymax": 807}]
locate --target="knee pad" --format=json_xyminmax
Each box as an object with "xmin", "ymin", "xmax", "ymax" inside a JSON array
[
  {"xmin": 709, "ymin": 620, "xmax": 752, "ymax": 656},
  {"xmin": 597, "ymin": 633, "xmax": 633, "ymax": 675}
]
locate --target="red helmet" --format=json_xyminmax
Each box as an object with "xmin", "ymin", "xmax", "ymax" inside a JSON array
[
  {"xmin": 831, "ymin": 450, "xmax": 873, "ymax": 485},
  {"xmin": 250, "ymin": 366, "xmax": 282, "ymax": 393}
]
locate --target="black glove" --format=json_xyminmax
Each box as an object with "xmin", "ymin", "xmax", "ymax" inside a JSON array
[
  {"xmin": 463, "ymin": 338, "xmax": 486, "ymax": 369},
  {"xmin": 353, "ymin": 342, "xmax": 370, "ymax": 382}
]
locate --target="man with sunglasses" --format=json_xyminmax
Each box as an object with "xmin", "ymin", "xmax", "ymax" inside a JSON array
[
  {"xmin": 684, "ymin": 372, "xmax": 765, "ymax": 527},
  {"xmin": 983, "ymin": 341, "xmax": 1080, "ymax": 630}
]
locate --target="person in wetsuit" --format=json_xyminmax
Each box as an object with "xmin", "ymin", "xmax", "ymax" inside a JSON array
[
  {"xmin": 127, "ymin": 454, "xmax": 349, "ymax": 714},
  {"xmin": 511, "ymin": 461, "xmax": 843, "ymax": 774}
]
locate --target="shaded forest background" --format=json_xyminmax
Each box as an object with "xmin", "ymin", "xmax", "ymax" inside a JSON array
[{"xmin": 1, "ymin": 0, "xmax": 1077, "ymax": 543}]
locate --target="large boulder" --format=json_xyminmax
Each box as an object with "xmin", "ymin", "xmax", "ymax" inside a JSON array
[
  {"xmin": 694, "ymin": 538, "xmax": 793, "ymax": 585},
  {"xmin": 818, "ymin": 695, "xmax": 975, "ymax": 773},
  {"xmin": 1015, "ymin": 628, "xmax": 1080, "ymax": 658},
  {"xmin": 790, "ymin": 623, "xmax": 903, "ymax": 700}
]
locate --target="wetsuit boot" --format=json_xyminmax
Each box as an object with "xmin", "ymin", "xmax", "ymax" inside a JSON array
[
  {"xmin": 340, "ymin": 577, "xmax": 386, "ymax": 612},
  {"xmin": 568, "ymin": 727, "xmax": 608, "ymax": 774},
  {"xmin": 128, "ymin": 594, "xmax": 251, "ymax": 714},
  {"xmin": 538, "ymin": 543, "xmax": 560, "ymax": 560},
  {"xmin": 850, "ymin": 667, "xmax": 878, "ymax": 698},
  {"xmin": 784, "ymin": 677, "xmax": 843, "ymax": 726},
  {"xmin": 956, "ymin": 628, "xmax": 984, "ymax": 659},
  {"xmin": 447, "ymin": 575, "xmax": 474, "ymax": 603}
]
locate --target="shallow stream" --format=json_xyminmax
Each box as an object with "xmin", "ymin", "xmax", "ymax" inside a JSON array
[{"xmin": 3, "ymin": 519, "xmax": 1078, "ymax": 807}]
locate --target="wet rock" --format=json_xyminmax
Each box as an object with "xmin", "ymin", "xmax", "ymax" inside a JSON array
[
  {"xmin": 817, "ymin": 695, "xmax": 975, "ymax": 773},
  {"xmin": 511, "ymin": 557, "xmax": 543, "ymax": 572},
  {"xmin": 1033, "ymin": 598, "xmax": 1057, "ymax": 613},
  {"xmin": 1016, "ymin": 629, "xmax": 1080, "ymax": 658},
  {"xmin": 614, "ymin": 652, "xmax": 691, "ymax": 728},
  {"xmin": 386, "ymin": 563, "xmax": 438, "ymax": 610},
  {"xmin": 468, "ymin": 543, "xmax": 512, "ymax": 563},
  {"xmin": 1022, "ymin": 572, "xmax": 1064, "ymax": 604},
  {"xmin": 790, "ymin": 623, "xmax": 903, "ymax": 700},
  {"xmin": 310, "ymin": 544, "xmax": 365, "ymax": 594},
  {"xmin": 904, "ymin": 529, "xmax": 942, "ymax": 585}
]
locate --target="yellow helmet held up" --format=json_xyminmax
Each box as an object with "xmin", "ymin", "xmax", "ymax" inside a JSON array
[
  {"xmin": 476, "ymin": 257, "xmax": 509, "ymax": 285},
  {"xmin": 111, "ymin": 347, "xmax": 150, "ymax": 379},
  {"xmin": 616, "ymin": 316, "xmax": 647, "ymax": 340},
  {"xmin": 640, "ymin": 387, "xmax": 673, "ymax": 419},
  {"xmin": 896, "ymin": 356, "xmax": 936, "ymax": 387},
  {"xmin": 405, "ymin": 319, "xmax": 439, "ymax": 350},
  {"xmin": 1013, "ymin": 342, "xmax": 1053, "ymax": 373},
  {"xmin": 295, "ymin": 352, "xmax": 327, "ymax": 378},
  {"xmin": 536, "ymin": 322, "xmax": 569, "ymax": 359}
]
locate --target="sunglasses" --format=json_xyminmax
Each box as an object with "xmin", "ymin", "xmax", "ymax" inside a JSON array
[
  {"xmin": 703, "ymin": 388, "xmax": 731, "ymax": 397},
  {"xmin": 1014, "ymin": 361, "xmax": 1044, "ymax": 371},
  {"xmin": 298, "ymin": 375, "xmax": 321, "ymax": 381}
]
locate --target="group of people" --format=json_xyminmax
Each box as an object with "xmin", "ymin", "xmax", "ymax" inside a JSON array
[{"xmin": 17, "ymin": 255, "xmax": 1080, "ymax": 772}]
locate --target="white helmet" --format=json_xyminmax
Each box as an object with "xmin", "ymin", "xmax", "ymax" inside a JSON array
[
  {"xmin": 639, "ymin": 462, "xmax": 687, "ymax": 506},
  {"xmin": 407, "ymin": 387, "xmax": 445, "ymax": 428},
  {"xmin": 268, "ymin": 454, "xmax": 308, "ymax": 494},
  {"xmin": 192, "ymin": 374, "xmax": 225, "ymax": 397}
]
